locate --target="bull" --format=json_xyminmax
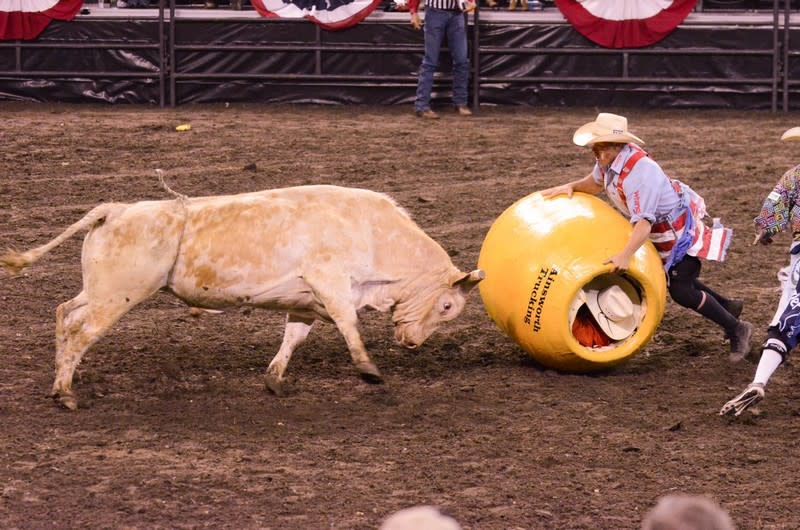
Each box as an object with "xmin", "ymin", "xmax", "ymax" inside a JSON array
[{"xmin": 1, "ymin": 182, "xmax": 484, "ymax": 410}]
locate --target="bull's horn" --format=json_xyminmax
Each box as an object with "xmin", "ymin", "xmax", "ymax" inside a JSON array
[
  {"xmin": 470, "ymin": 269, "xmax": 486, "ymax": 281},
  {"xmin": 453, "ymin": 269, "xmax": 485, "ymax": 291}
]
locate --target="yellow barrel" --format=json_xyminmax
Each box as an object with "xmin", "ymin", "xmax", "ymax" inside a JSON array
[{"xmin": 477, "ymin": 192, "xmax": 667, "ymax": 372}]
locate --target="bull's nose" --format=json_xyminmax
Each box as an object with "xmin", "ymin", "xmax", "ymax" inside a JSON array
[
  {"xmin": 394, "ymin": 326, "xmax": 419, "ymax": 349},
  {"xmin": 395, "ymin": 334, "xmax": 418, "ymax": 349}
]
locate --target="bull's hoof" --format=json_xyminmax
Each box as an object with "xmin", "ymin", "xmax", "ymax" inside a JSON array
[
  {"xmin": 265, "ymin": 374, "xmax": 286, "ymax": 397},
  {"xmin": 356, "ymin": 362, "xmax": 383, "ymax": 384},
  {"xmin": 54, "ymin": 392, "xmax": 78, "ymax": 411}
]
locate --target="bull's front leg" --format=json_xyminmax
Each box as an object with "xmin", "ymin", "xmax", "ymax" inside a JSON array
[
  {"xmin": 265, "ymin": 314, "xmax": 315, "ymax": 396},
  {"xmin": 306, "ymin": 274, "xmax": 383, "ymax": 384},
  {"xmin": 337, "ymin": 316, "xmax": 383, "ymax": 384}
]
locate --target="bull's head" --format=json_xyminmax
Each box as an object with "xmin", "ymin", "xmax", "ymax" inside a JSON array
[{"xmin": 392, "ymin": 269, "xmax": 485, "ymax": 349}]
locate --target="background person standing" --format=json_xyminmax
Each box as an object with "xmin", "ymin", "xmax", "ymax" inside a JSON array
[{"xmin": 409, "ymin": 0, "xmax": 473, "ymax": 119}]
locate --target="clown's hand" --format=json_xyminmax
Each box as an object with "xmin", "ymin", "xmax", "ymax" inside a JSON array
[
  {"xmin": 753, "ymin": 229, "xmax": 774, "ymax": 246},
  {"xmin": 540, "ymin": 184, "xmax": 574, "ymax": 199},
  {"xmin": 603, "ymin": 254, "xmax": 630, "ymax": 272}
]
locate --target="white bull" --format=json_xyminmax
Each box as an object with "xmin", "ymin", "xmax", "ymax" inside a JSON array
[{"xmin": 1, "ymin": 184, "xmax": 484, "ymax": 410}]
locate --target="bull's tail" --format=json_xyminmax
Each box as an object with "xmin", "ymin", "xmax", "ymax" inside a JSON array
[
  {"xmin": 1, "ymin": 203, "xmax": 118, "ymax": 276},
  {"xmin": 156, "ymin": 169, "xmax": 189, "ymax": 205}
]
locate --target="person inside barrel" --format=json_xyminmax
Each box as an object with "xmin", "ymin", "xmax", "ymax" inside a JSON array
[{"xmin": 540, "ymin": 112, "xmax": 752, "ymax": 361}]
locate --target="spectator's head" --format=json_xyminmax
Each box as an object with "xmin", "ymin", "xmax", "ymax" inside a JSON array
[
  {"xmin": 380, "ymin": 506, "xmax": 461, "ymax": 530},
  {"xmin": 641, "ymin": 494, "xmax": 735, "ymax": 530}
]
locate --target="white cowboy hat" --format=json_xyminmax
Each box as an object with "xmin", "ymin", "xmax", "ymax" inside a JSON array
[
  {"xmin": 573, "ymin": 112, "xmax": 645, "ymax": 147},
  {"xmin": 781, "ymin": 126, "xmax": 800, "ymax": 141},
  {"xmin": 586, "ymin": 283, "xmax": 640, "ymax": 340}
]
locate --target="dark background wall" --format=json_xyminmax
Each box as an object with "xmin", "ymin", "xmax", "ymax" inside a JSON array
[{"xmin": 0, "ymin": 7, "xmax": 796, "ymax": 109}]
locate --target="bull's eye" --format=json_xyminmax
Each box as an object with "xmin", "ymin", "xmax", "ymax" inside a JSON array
[{"xmin": 443, "ymin": 302, "xmax": 452, "ymax": 311}]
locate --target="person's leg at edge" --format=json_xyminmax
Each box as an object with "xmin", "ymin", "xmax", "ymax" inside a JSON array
[
  {"xmin": 415, "ymin": 9, "xmax": 447, "ymax": 113},
  {"xmin": 720, "ymin": 329, "xmax": 790, "ymax": 416},
  {"xmin": 720, "ymin": 278, "xmax": 800, "ymax": 416},
  {"xmin": 753, "ymin": 335, "xmax": 785, "ymax": 386},
  {"xmin": 447, "ymin": 11, "xmax": 469, "ymax": 109},
  {"xmin": 752, "ymin": 285, "xmax": 800, "ymax": 387}
]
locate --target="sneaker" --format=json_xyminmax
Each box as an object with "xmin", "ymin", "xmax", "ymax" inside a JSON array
[
  {"xmin": 720, "ymin": 383, "xmax": 765, "ymax": 417},
  {"xmin": 454, "ymin": 106, "xmax": 472, "ymax": 116},
  {"xmin": 728, "ymin": 320, "xmax": 753, "ymax": 363},
  {"xmin": 415, "ymin": 109, "xmax": 439, "ymax": 119}
]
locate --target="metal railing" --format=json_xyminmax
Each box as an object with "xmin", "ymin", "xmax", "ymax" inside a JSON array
[
  {"xmin": 163, "ymin": 0, "xmax": 792, "ymax": 109},
  {"xmin": 0, "ymin": 5, "xmax": 168, "ymax": 106},
  {"xmin": 468, "ymin": 0, "xmax": 789, "ymax": 111},
  {"xmin": 0, "ymin": 0, "xmax": 796, "ymax": 109}
]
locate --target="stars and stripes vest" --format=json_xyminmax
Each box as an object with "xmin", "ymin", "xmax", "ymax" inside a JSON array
[{"xmin": 609, "ymin": 143, "xmax": 732, "ymax": 268}]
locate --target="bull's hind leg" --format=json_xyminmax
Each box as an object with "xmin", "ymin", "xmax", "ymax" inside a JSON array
[
  {"xmin": 265, "ymin": 314, "xmax": 315, "ymax": 396},
  {"xmin": 55, "ymin": 291, "xmax": 88, "ymax": 373},
  {"xmin": 48, "ymin": 200, "xmax": 183, "ymax": 410},
  {"xmin": 50, "ymin": 298, "xmax": 140, "ymax": 410}
]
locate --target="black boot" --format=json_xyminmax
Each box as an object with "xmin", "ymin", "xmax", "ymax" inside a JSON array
[{"xmin": 728, "ymin": 320, "xmax": 753, "ymax": 363}]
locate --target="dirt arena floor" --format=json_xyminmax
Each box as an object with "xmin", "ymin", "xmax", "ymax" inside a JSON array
[{"xmin": 1, "ymin": 103, "xmax": 800, "ymax": 529}]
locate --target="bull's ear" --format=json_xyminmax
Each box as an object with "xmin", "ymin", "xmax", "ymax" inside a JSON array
[{"xmin": 451, "ymin": 269, "xmax": 485, "ymax": 292}]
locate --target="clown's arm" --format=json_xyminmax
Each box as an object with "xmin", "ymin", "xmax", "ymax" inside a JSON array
[
  {"xmin": 604, "ymin": 219, "xmax": 652, "ymax": 271},
  {"xmin": 540, "ymin": 172, "xmax": 603, "ymax": 199}
]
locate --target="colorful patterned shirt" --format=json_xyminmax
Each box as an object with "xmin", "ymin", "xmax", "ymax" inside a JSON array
[{"xmin": 754, "ymin": 164, "xmax": 800, "ymax": 241}]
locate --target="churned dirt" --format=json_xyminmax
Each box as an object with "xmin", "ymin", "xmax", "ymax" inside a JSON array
[{"xmin": 1, "ymin": 103, "xmax": 799, "ymax": 529}]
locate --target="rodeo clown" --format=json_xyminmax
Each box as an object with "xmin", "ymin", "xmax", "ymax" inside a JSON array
[
  {"xmin": 541, "ymin": 112, "xmax": 752, "ymax": 361},
  {"xmin": 721, "ymin": 126, "xmax": 800, "ymax": 417}
]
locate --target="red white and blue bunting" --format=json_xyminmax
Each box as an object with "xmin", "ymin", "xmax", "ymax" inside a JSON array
[
  {"xmin": 555, "ymin": 0, "xmax": 698, "ymax": 48},
  {"xmin": 251, "ymin": 0, "xmax": 381, "ymax": 31},
  {"xmin": 0, "ymin": 0, "xmax": 83, "ymax": 40}
]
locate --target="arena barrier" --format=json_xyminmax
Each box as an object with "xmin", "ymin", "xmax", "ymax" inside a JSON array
[{"xmin": 0, "ymin": 0, "xmax": 799, "ymax": 109}]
